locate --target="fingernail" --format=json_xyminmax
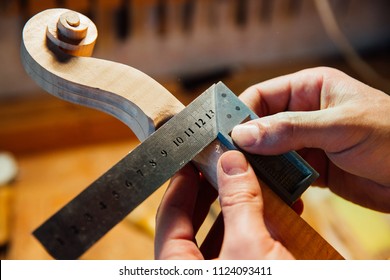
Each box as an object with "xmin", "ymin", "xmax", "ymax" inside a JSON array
[
  {"xmin": 232, "ymin": 124, "xmax": 259, "ymax": 147},
  {"xmin": 221, "ymin": 151, "xmax": 248, "ymax": 176}
]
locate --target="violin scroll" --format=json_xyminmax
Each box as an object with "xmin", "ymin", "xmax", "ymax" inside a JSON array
[{"xmin": 45, "ymin": 10, "xmax": 97, "ymax": 56}]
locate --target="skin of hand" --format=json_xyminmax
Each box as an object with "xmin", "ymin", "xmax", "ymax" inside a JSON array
[
  {"xmin": 155, "ymin": 151, "xmax": 294, "ymax": 260},
  {"xmin": 154, "ymin": 66, "xmax": 390, "ymax": 260},
  {"xmin": 232, "ymin": 67, "xmax": 390, "ymax": 212}
]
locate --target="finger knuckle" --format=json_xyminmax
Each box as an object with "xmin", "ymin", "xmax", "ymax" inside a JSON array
[
  {"xmin": 220, "ymin": 188, "xmax": 260, "ymax": 209},
  {"xmin": 274, "ymin": 112, "xmax": 297, "ymax": 138}
]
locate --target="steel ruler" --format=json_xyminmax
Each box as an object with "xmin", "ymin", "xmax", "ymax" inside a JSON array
[{"xmin": 33, "ymin": 82, "xmax": 318, "ymax": 259}]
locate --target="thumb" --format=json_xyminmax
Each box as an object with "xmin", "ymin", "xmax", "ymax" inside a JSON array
[
  {"xmin": 217, "ymin": 151, "xmax": 294, "ymax": 259},
  {"xmin": 231, "ymin": 109, "xmax": 350, "ymax": 155}
]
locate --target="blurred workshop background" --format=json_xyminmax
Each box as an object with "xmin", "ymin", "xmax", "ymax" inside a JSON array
[{"xmin": 1, "ymin": 0, "xmax": 390, "ymax": 260}]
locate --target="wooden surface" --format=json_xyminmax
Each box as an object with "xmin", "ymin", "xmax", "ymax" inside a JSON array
[
  {"xmin": 7, "ymin": 140, "xmax": 157, "ymax": 259},
  {"xmin": 0, "ymin": 93, "xmax": 134, "ymax": 156},
  {"xmin": 18, "ymin": 8, "xmax": 343, "ymax": 259},
  {"xmin": 46, "ymin": 10, "xmax": 97, "ymax": 56},
  {"xmin": 21, "ymin": 8, "xmax": 185, "ymax": 141},
  {"xmin": 6, "ymin": 140, "xmax": 219, "ymax": 259}
]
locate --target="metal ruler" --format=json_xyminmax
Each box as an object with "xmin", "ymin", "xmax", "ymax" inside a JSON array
[{"xmin": 33, "ymin": 82, "xmax": 318, "ymax": 259}]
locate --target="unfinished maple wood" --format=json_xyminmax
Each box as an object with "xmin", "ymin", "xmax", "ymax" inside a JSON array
[
  {"xmin": 57, "ymin": 11, "xmax": 89, "ymax": 40},
  {"xmin": 22, "ymin": 8, "xmax": 184, "ymax": 141},
  {"xmin": 46, "ymin": 10, "xmax": 96, "ymax": 56},
  {"xmin": 20, "ymin": 8, "xmax": 343, "ymax": 259}
]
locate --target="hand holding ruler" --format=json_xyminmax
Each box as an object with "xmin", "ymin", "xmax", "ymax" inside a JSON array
[{"xmin": 21, "ymin": 9, "xmax": 343, "ymax": 259}]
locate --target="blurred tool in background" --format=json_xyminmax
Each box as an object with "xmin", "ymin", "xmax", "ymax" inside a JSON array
[{"xmin": 1, "ymin": 0, "xmax": 390, "ymax": 97}]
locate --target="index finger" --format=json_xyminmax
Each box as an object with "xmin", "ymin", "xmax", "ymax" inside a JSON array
[
  {"xmin": 154, "ymin": 164, "xmax": 202, "ymax": 259},
  {"xmin": 239, "ymin": 67, "xmax": 329, "ymax": 116}
]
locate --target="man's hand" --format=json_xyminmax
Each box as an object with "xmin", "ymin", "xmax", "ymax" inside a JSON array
[
  {"xmin": 233, "ymin": 67, "xmax": 390, "ymax": 212},
  {"xmin": 155, "ymin": 151, "xmax": 294, "ymax": 259}
]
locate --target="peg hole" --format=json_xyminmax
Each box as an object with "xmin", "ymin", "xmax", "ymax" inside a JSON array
[{"xmin": 227, "ymin": 114, "xmax": 232, "ymax": 119}]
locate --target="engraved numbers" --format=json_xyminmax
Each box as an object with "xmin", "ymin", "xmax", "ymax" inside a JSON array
[
  {"xmin": 173, "ymin": 136, "xmax": 184, "ymax": 147},
  {"xmin": 174, "ymin": 109, "xmax": 215, "ymax": 147},
  {"xmin": 194, "ymin": 118, "xmax": 206, "ymax": 128},
  {"xmin": 125, "ymin": 108, "xmax": 217, "ymax": 189}
]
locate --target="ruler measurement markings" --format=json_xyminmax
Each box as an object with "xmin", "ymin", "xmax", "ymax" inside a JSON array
[{"xmin": 34, "ymin": 85, "xmax": 225, "ymax": 257}]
